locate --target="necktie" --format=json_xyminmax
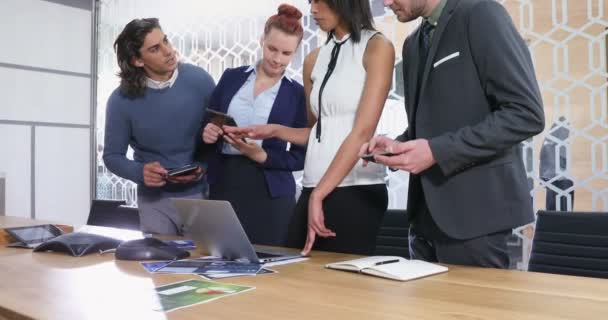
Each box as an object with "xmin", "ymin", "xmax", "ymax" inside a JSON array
[
  {"xmin": 417, "ymin": 20, "xmax": 435, "ymax": 88},
  {"xmin": 316, "ymin": 38, "xmax": 347, "ymax": 142},
  {"xmin": 412, "ymin": 21, "xmax": 435, "ymax": 138}
]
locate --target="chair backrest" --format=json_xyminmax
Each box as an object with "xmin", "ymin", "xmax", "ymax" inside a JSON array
[
  {"xmin": 87, "ymin": 199, "xmax": 140, "ymax": 231},
  {"xmin": 528, "ymin": 210, "xmax": 608, "ymax": 278},
  {"xmin": 374, "ymin": 209, "xmax": 410, "ymax": 258}
]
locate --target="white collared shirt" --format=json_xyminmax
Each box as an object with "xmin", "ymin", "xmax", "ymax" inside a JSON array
[
  {"xmin": 146, "ymin": 66, "xmax": 179, "ymax": 89},
  {"xmin": 222, "ymin": 62, "xmax": 291, "ymax": 155},
  {"xmin": 303, "ymin": 29, "xmax": 387, "ymax": 187}
]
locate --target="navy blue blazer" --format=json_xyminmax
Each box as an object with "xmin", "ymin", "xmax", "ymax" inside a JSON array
[{"xmin": 204, "ymin": 66, "xmax": 307, "ymax": 198}]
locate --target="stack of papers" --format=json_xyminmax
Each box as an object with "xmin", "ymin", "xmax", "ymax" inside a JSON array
[{"xmin": 162, "ymin": 260, "xmax": 262, "ymax": 276}]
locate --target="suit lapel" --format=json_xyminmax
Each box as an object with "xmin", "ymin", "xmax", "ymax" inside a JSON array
[
  {"xmin": 221, "ymin": 68, "xmax": 254, "ymax": 113},
  {"xmin": 266, "ymin": 78, "xmax": 289, "ymax": 125},
  {"xmin": 418, "ymin": 0, "xmax": 460, "ymax": 101}
]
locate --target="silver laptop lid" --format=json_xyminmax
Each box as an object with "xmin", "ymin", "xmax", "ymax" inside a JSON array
[{"xmin": 171, "ymin": 198, "xmax": 261, "ymax": 263}]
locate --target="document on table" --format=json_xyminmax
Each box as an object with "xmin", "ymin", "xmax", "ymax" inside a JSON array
[{"xmin": 154, "ymin": 279, "xmax": 254, "ymax": 312}]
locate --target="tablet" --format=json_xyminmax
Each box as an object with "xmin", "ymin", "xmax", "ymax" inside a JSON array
[
  {"xmin": 206, "ymin": 109, "xmax": 238, "ymax": 127},
  {"xmin": 5, "ymin": 224, "xmax": 63, "ymax": 248}
]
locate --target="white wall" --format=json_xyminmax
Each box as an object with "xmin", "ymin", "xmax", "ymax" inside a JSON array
[
  {"xmin": 0, "ymin": 0, "xmax": 92, "ymax": 74},
  {"xmin": 0, "ymin": 67, "xmax": 91, "ymax": 125},
  {"xmin": 35, "ymin": 127, "xmax": 91, "ymax": 223},
  {"xmin": 0, "ymin": 0, "xmax": 93, "ymax": 225},
  {"xmin": 0, "ymin": 125, "xmax": 31, "ymax": 218}
]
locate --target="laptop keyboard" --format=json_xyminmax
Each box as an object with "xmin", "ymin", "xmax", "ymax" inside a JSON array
[{"xmin": 255, "ymin": 251, "xmax": 282, "ymax": 259}]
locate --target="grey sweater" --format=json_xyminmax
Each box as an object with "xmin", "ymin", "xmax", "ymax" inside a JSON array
[{"xmin": 103, "ymin": 63, "xmax": 215, "ymax": 196}]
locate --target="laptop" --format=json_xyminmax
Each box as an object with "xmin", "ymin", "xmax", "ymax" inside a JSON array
[{"xmin": 171, "ymin": 198, "xmax": 305, "ymax": 263}]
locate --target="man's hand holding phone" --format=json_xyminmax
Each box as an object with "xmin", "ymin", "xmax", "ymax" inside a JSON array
[
  {"xmin": 361, "ymin": 152, "xmax": 396, "ymax": 163},
  {"xmin": 359, "ymin": 136, "xmax": 436, "ymax": 174},
  {"xmin": 166, "ymin": 164, "xmax": 200, "ymax": 177},
  {"xmin": 143, "ymin": 162, "xmax": 203, "ymax": 186},
  {"xmin": 359, "ymin": 135, "xmax": 399, "ymax": 166},
  {"xmin": 166, "ymin": 165, "xmax": 203, "ymax": 184}
]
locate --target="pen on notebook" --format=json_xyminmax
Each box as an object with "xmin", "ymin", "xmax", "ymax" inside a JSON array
[{"xmin": 374, "ymin": 259, "xmax": 400, "ymax": 266}]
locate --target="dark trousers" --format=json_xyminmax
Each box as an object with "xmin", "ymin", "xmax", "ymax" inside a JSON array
[
  {"xmin": 408, "ymin": 176, "xmax": 511, "ymax": 269},
  {"xmin": 138, "ymin": 192, "xmax": 202, "ymax": 236},
  {"xmin": 409, "ymin": 228, "xmax": 512, "ymax": 269},
  {"xmin": 287, "ymin": 184, "xmax": 388, "ymax": 255},
  {"xmin": 210, "ymin": 156, "xmax": 295, "ymax": 247}
]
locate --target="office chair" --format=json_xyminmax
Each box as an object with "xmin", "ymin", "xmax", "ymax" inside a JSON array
[
  {"xmin": 528, "ymin": 210, "xmax": 608, "ymax": 279},
  {"xmin": 374, "ymin": 209, "xmax": 410, "ymax": 258},
  {"xmin": 86, "ymin": 199, "xmax": 140, "ymax": 231}
]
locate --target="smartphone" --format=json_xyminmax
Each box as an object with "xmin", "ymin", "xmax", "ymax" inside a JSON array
[
  {"xmin": 167, "ymin": 164, "xmax": 199, "ymax": 177},
  {"xmin": 361, "ymin": 152, "xmax": 395, "ymax": 163},
  {"xmin": 205, "ymin": 109, "xmax": 249, "ymax": 143},
  {"xmin": 206, "ymin": 109, "xmax": 238, "ymax": 127}
]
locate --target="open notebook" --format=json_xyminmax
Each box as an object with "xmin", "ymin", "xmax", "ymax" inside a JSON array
[{"xmin": 325, "ymin": 256, "xmax": 448, "ymax": 281}]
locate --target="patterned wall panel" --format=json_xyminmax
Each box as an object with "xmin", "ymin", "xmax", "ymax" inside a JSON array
[
  {"xmin": 95, "ymin": 0, "xmax": 409, "ymax": 209},
  {"xmin": 500, "ymin": 0, "xmax": 607, "ymax": 268},
  {"xmin": 96, "ymin": 0, "xmax": 607, "ymax": 269}
]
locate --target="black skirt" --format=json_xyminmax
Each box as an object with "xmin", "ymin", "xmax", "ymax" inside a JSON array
[
  {"xmin": 209, "ymin": 155, "xmax": 296, "ymax": 246},
  {"xmin": 287, "ymin": 184, "xmax": 388, "ymax": 255}
]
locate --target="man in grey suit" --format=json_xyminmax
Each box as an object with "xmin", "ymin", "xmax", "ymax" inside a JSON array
[{"xmin": 361, "ymin": 0, "xmax": 545, "ymax": 268}]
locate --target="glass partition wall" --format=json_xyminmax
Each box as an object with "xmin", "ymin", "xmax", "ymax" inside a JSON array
[{"xmin": 96, "ymin": 0, "xmax": 607, "ymax": 269}]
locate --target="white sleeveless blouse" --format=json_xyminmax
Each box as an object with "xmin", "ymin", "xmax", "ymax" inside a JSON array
[{"xmin": 302, "ymin": 29, "xmax": 387, "ymax": 188}]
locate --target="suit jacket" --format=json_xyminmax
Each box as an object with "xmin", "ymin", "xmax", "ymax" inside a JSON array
[
  {"xmin": 399, "ymin": 0, "xmax": 545, "ymax": 239},
  {"xmin": 204, "ymin": 66, "xmax": 307, "ymax": 198}
]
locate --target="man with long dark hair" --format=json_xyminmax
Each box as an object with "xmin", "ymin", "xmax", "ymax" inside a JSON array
[{"xmin": 103, "ymin": 18, "xmax": 215, "ymax": 235}]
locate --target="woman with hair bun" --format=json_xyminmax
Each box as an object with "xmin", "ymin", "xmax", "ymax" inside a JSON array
[
  {"xmin": 202, "ymin": 4, "xmax": 307, "ymax": 246},
  {"xmin": 226, "ymin": 0, "xmax": 395, "ymax": 255}
]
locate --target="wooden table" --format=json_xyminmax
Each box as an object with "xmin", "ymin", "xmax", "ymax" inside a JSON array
[{"xmin": 1, "ymin": 216, "xmax": 607, "ymax": 320}]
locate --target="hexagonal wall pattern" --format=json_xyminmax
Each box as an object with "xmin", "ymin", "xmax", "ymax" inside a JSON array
[{"xmin": 96, "ymin": 0, "xmax": 607, "ymax": 269}]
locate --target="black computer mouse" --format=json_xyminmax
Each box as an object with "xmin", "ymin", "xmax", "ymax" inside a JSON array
[{"xmin": 115, "ymin": 237, "xmax": 190, "ymax": 261}]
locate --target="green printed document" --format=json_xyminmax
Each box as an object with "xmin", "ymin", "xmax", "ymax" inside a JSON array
[{"xmin": 155, "ymin": 279, "xmax": 255, "ymax": 312}]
